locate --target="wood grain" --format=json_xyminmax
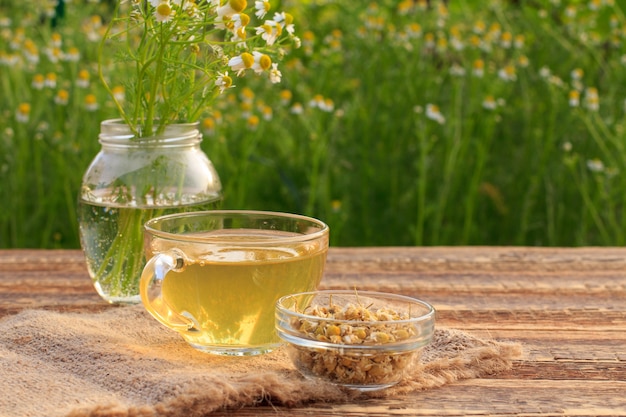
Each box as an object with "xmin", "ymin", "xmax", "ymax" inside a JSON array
[{"xmin": 1, "ymin": 247, "xmax": 625, "ymax": 416}]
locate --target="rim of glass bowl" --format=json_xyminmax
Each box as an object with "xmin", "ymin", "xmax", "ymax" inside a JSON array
[{"xmin": 276, "ymin": 290, "xmax": 436, "ymax": 352}]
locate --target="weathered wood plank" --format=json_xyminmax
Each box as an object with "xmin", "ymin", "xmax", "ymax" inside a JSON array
[
  {"xmin": 207, "ymin": 380, "xmax": 626, "ymax": 417},
  {"xmin": 2, "ymin": 248, "xmax": 625, "ymax": 416}
]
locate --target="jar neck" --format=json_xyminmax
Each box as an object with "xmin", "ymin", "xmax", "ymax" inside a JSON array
[{"xmin": 99, "ymin": 119, "xmax": 202, "ymax": 149}]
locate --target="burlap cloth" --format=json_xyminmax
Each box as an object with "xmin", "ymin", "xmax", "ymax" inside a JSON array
[{"xmin": 0, "ymin": 305, "xmax": 522, "ymax": 417}]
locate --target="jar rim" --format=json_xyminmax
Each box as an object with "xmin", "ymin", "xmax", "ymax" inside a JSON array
[{"xmin": 99, "ymin": 118, "xmax": 202, "ymax": 147}]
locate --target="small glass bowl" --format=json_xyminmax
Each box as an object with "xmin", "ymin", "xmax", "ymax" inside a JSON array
[{"xmin": 275, "ymin": 290, "xmax": 436, "ymax": 392}]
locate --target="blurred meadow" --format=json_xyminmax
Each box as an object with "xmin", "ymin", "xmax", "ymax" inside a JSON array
[{"xmin": 2, "ymin": 0, "xmax": 626, "ymax": 248}]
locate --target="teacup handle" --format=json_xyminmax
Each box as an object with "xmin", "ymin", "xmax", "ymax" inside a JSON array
[{"xmin": 140, "ymin": 249, "xmax": 198, "ymax": 333}]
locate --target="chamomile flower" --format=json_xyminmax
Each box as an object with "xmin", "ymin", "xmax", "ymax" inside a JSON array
[
  {"xmin": 498, "ymin": 64, "xmax": 517, "ymax": 82},
  {"xmin": 63, "ymin": 47, "xmax": 80, "ymax": 62},
  {"xmin": 77, "ymin": 69, "xmax": 90, "ymax": 88},
  {"xmin": 571, "ymin": 68, "xmax": 584, "ymax": 90},
  {"xmin": 473, "ymin": 20, "xmax": 486, "ymax": 34},
  {"xmin": 501, "ymin": 31, "xmax": 513, "ymax": 48},
  {"xmin": 255, "ymin": 1, "xmax": 270, "ymax": 19},
  {"xmin": 274, "ymin": 12, "xmax": 295, "ymax": 35},
  {"xmin": 260, "ymin": 104, "xmax": 273, "ymax": 120},
  {"xmin": 398, "ymin": 0, "xmax": 413, "ymax": 15},
  {"xmin": 483, "ymin": 95, "xmax": 497, "ymax": 110},
  {"xmin": 588, "ymin": 0, "xmax": 601, "ymax": 11},
  {"xmin": 31, "ymin": 74, "xmax": 45, "ymax": 90},
  {"xmin": 563, "ymin": 142, "xmax": 573, "ymax": 152},
  {"xmin": 269, "ymin": 63, "xmax": 282, "ymax": 83},
  {"xmin": 256, "ymin": 20, "xmax": 282, "ymax": 45},
  {"xmin": 309, "ymin": 94, "xmax": 325, "ymax": 109},
  {"xmin": 154, "ymin": 1, "xmax": 175, "ymax": 23},
  {"xmin": 54, "ymin": 89, "xmax": 70, "ymax": 106},
  {"xmin": 202, "ymin": 117, "xmax": 216, "ymax": 136},
  {"xmin": 50, "ymin": 32, "xmax": 62, "ymax": 48},
  {"xmin": 321, "ymin": 98, "xmax": 335, "ymax": 112},
  {"xmin": 449, "ymin": 63, "xmax": 466, "ymax": 77},
  {"xmin": 424, "ymin": 32, "xmax": 435, "ymax": 49},
  {"xmin": 565, "ymin": 5, "xmax": 577, "ymax": 18},
  {"xmin": 240, "ymin": 101, "xmax": 253, "ymax": 118},
  {"xmin": 218, "ymin": 0, "xmax": 248, "ymax": 19},
  {"xmin": 112, "ymin": 86, "xmax": 126, "ymax": 102},
  {"xmin": 22, "ymin": 39, "xmax": 39, "ymax": 64},
  {"xmin": 518, "ymin": 55, "xmax": 529, "ymax": 68},
  {"xmin": 472, "ymin": 59, "xmax": 485, "ymax": 77},
  {"xmin": 15, "ymin": 103, "xmax": 30, "ymax": 123},
  {"xmin": 251, "ymin": 51, "xmax": 272, "ymax": 74},
  {"xmin": 584, "ymin": 87, "xmax": 599, "ymax": 111},
  {"xmin": 279, "ymin": 89, "xmax": 292, "ymax": 105},
  {"xmin": 228, "ymin": 51, "xmax": 254, "ymax": 75},
  {"xmin": 201, "ymin": 117, "xmax": 217, "ymax": 136},
  {"xmin": 587, "ymin": 158, "xmax": 605, "ymax": 172},
  {"xmin": 290, "ymin": 102, "xmax": 304, "ymax": 114},
  {"xmin": 569, "ymin": 90, "xmax": 580, "ymax": 107},
  {"xmin": 426, "ymin": 104, "xmax": 445, "ymax": 124},
  {"xmin": 84, "ymin": 94, "xmax": 99, "ymax": 111},
  {"xmin": 215, "ymin": 71, "xmax": 234, "ymax": 93},
  {"xmin": 406, "ymin": 23, "xmax": 422, "ymax": 38},
  {"xmin": 247, "ymin": 114, "xmax": 260, "ymax": 130},
  {"xmin": 240, "ymin": 86, "xmax": 255, "ymax": 103},
  {"xmin": 571, "ymin": 68, "xmax": 584, "ymax": 81},
  {"xmin": 45, "ymin": 47, "xmax": 62, "ymax": 63},
  {"xmin": 232, "ymin": 13, "xmax": 250, "ymax": 30},
  {"xmin": 45, "ymin": 72, "xmax": 57, "ymax": 88}
]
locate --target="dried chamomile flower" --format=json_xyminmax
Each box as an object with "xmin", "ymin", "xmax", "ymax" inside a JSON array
[{"xmin": 288, "ymin": 297, "xmax": 420, "ymax": 387}]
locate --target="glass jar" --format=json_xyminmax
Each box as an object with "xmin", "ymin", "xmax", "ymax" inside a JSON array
[{"xmin": 78, "ymin": 119, "xmax": 222, "ymax": 304}]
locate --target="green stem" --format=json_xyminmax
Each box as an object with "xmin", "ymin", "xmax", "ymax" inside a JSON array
[
  {"xmin": 433, "ymin": 78, "xmax": 466, "ymax": 244},
  {"xmin": 462, "ymin": 119, "xmax": 495, "ymax": 244},
  {"xmin": 566, "ymin": 161, "xmax": 610, "ymax": 245},
  {"xmin": 415, "ymin": 118, "xmax": 429, "ymax": 246}
]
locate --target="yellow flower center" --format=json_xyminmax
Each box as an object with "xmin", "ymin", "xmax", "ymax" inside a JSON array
[
  {"xmin": 247, "ymin": 114, "xmax": 260, "ymax": 127},
  {"xmin": 222, "ymin": 75, "xmax": 232, "ymax": 88},
  {"xmin": 202, "ymin": 117, "xmax": 215, "ymax": 129},
  {"xmin": 156, "ymin": 2, "xmax": 173, "ymax": 18},
  {"xmin": 18, "ymin": 103, "xmax": 31, "ymax": 114},
  {"xmin": 85, "ymin": 94, "xmax": 97, "ymax": 105},
  {"xmin": 229, "ymin": 0, "xmax": 247, "ymax": 13},
  {"xmin": 279, "ymin": 89, "xmax": 292, "ymax": 101},
  {"xmin": 239, "ymin": 13, "xmax": 250, "ymax": 26},
  {"xmin": 112, "ymin": 86, "xmax": 125, "ymax": 97},
  {"xmin": 240, "ymin": 52, "xmax": 254, "ymax": 68},
  {"xmin": 259, "ymin": 54, "xmax": 272, "ymax": 70},
  {"xmin": 235, "ymin": 27, "xmax": 247, "ymax": 40}
]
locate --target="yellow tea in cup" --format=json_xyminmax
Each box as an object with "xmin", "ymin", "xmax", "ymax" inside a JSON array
[{"xmin": 140, "ymin": 211, "xmax": 329, "ymax": 356}]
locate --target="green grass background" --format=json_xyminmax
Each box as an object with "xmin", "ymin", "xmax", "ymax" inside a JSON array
[{"xmin": 2, "ymin": 0, "xmax": 626, "ymax": 248}]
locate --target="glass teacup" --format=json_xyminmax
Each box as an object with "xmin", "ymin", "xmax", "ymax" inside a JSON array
[{"xmin": 140, "ymin": 210, "xmax": 329, "ymax": 356}]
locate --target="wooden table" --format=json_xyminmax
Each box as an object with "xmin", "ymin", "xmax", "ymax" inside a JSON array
[{"xmin": 1, "ymin": 247, "xmax": 625, "ymax": 416}]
